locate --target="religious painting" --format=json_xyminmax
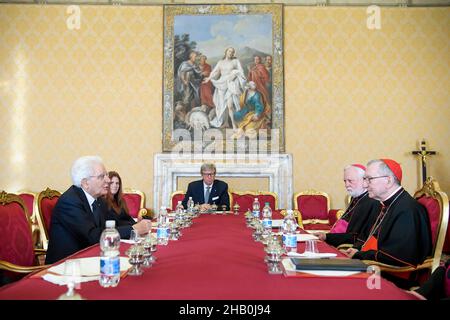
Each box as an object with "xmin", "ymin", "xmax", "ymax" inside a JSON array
[{"xmin": 162, "ymin": 4, "xmax": 284, "ymax": 153}]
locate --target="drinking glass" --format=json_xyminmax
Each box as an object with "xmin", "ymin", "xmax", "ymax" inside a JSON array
[
  {"xmin": 130, "ymin": 229, "xmax": 143, "ymax": 245},
  {"xmin": 304, "ymin": 239, "xmax": 318, "ymax": 256},
  {"xmin": 58, "ymin": 259, "xmax": 83, "ymax": 300}
]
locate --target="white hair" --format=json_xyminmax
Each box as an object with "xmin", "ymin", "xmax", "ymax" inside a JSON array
[
  {"xmin": 367, "ymin": 159, "xmax": 400, "ymax": 186},
  {"xmin": 344, "ymin": 165, "xmax": 365, "ymax": 178},
  {"xmin": 71, "ymin": 156, "xmax": 104, "ymax": 187}
]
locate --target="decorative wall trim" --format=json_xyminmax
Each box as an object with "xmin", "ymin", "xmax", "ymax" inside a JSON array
[
  {"xmin": 153, "ymin": 153, "xmax": 293, "ymax": 213},
  {"xmin": 1, "ymin": 0, "xmax": 448, "ymax": 7}
]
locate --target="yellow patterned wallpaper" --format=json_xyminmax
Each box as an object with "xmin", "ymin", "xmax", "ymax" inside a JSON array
[{"xmin": 0, "ymin": 5, "xmax": 449, "ymax": 210}]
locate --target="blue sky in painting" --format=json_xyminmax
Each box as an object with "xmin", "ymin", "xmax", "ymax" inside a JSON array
[{"xmin": 174, "ymin": 14, "xmax": 272, "ymax": 58}]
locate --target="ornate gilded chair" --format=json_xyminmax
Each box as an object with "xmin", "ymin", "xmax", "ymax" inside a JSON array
[
  {"xmin": 230, "ymin": 191, "xmax": 278, "ymax": 212},
  {"xmin": 294, "ymin": 190, "xmax": 338, "ymax": 232},
  {"xmin": 443, "ymin": 201, "xmax": 450, "ymax": 254},
  {"xmin": 17, "ymin": 190, "xmax": 41, "ymax": 248},
  {"xmin": 122, "ymin": 188, "xmax": 150, "ymax": 219},
  {"xmin": 36, "ymin": 188, "xmax": 61, "ymax": 250},
  {"xmin": 362, "ymin": 178, "xmax": 449, "ymax": 281},
  {"xmin": 0, "ymin": 191, "xmax": 47, "ymax": 285}
]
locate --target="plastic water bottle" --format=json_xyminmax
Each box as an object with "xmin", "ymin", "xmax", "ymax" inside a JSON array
[
  {"xmin": 186, "ymin": 197, "xmax": 194, "ymax": 213},
  {"xmin": 99, "ymin": 220, "xmax": 121, "ymax": 288},
  {"xmin": 175, "ymin": 200, "xmax": 184, "ymax": 224},
  {"xmin": 262, "ymin": 202, "xmax": 273, "ymax": 236},
  {"xmin": 157, "ymin": 206, "xmax": 169, "ymax": 245},
  {"xmin": 252, "ymin": 198, "xmax": 260, "ymax": 219},
  {"xmin": 282, "ymin": 210, "xmax": 298, "ymax": 253}
]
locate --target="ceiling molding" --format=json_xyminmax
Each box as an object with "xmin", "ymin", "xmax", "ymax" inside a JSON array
[{"xmin": 0, "ymin": 0, "xmax": 449, "ymax": 7}]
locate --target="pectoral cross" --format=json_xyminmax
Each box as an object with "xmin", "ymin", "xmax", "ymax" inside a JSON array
[{"xmin": 411, "ymin": 139, "xmax": 436, "ymax": 186}]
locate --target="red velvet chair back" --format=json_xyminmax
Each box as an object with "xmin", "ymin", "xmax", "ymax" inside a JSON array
[
  {"xmin": 294, "ymin": 190, "xmax": 330, "ymax": 222},
  {"xmin": 257, "ymin": 193, "xmax": 278, "ymax": 210},
  {"xmin": 230, "ymin": 192, "xmax": 257, "ymax": 212},
  {"xmin": 122, "ymin": 193, "xmax": 142, "ymax": 219},
  {"xmin": 443, "ymin": 200, "xmax": 450, "ymax": 254},
  {"xmin": 17, "ymin": 192, "xmax": 35, "ymax": 219},
  {"xmin": 230, "ymin": 191, "xmax": 278, "ymax": 212},
  {"xmin": 413, "ymin": 178, "xmax": 449, "ymax": 272},
  {"xmin": 36, "ymin": 188, "xmax": 61, "ymax": 249},
  {"xmin": 417, "ymin": 196, "xmax": 440, "ymax": 250},
  {"xmin": 0, "ymin": 191, "xmax": 34, "ymax": 267},
  {"xmin": 170, "ymin": 191, "xmax": 185, "ymax": 211}
]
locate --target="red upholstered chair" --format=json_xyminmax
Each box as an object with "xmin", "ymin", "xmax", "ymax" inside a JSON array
[
  {"xmin": 170, "ymin": 191, "xmax": 186, "ymax": 211},
  {"xmin": 294, "ymin": 190, "xmax": 339, "ymax": 232},
  {"xmin": 17, "ymin": 191, "xmax": 41, "ymax": 248},
  {"xmin": 122, "ymin": 188, "xmax": 149, "ymax": 219},
  {"xmin": 443, "ymin": 200, "xmax": 450, "ymax": 254},
  {"xmin": 36, "ymin": 188, "xmax": 61, "ymax": 250},
  {"xmin": 362, "ymin": 177, "xmax": 449, "ymax": 281},
  {"xmin": 0, "ymin": 191, "xmax": 47, "ymax": 284},
  {"xmin": 230, "ymin": 191, "xmax": 279, "ymax": 212}
]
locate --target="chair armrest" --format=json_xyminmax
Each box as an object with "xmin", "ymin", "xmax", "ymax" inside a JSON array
[
  {"xmin": 328, "ymin": 209, "xmax": 343, "ymax": 225},
  {"xmin": 296, "ymin": 210, "xmax": 303, "ymax": 229},
  {"xmin": 139, "ymin": 208, "xmax": 154, "ymax": 220},
  {"xmin": 34, "ymin": 248, "xmax": 47, "ymax": 256},
  {"xmin": 337, "ymin": 243, "xmax": 353, "ymax": 250},
  {"xmin": 0, "ymin": 260, "xmax": 48, "ymax": 274},
  {"xmin": 361, "ymin": 259, "xmax": 433, "ymax": 273}
]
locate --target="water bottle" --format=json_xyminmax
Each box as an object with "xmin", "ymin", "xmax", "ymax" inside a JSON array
[
  {"xmin": 157, "ymin": 206, "xmax": 169, "ymax": 245},
  {"xmin": 262, "ymin": 202, "xmax": 272, "ymax": 236},
  {"xmin": 175, "ymin": 200, "xmax": 184, "ymax": 225},
  {"xmin": 252, "ymin": 197, "xmax": 260, "ymax": 219},
  {"xmin": 99, "ymin": 220, "xmax": 121, "ymax": 288},
  {"xmin": 186, "ymin": 196, "xmax": 194, "ymax": 213},
  {"xmin": 282, "ymin": 210, "xmax": 298, "ymax": 253}
]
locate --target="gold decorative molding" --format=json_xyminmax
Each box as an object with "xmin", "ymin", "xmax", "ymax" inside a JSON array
[{"xmin": 1, "ymin": 0, "xmax": 448, "ymax": 7}]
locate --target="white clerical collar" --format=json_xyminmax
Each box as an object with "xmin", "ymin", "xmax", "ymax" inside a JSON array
[
  {"xmin": 382, "ymin": 186, "xmax": 403, "ymax": 202},
  {"xmin": 82, "ymin": 188, "xmax": 96, "ymax": 210}
]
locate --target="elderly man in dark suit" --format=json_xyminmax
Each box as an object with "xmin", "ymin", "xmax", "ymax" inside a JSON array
[
  {"xmin": 182, "ymin": 163, "xmax": 230, "ymax": 211},
  {"xmin": 45, "ymin": 156, "xmax": 152, "ymax": 264}
]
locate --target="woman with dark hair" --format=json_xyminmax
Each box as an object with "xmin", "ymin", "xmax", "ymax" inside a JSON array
[{"xmin": 105, "ymin": 171, "xmax": 136, "ymax": 227}]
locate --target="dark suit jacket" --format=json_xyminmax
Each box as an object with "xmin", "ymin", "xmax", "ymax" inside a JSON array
[
  {"xmin": 182, "ymin": 179, "xmax": 230, "ymax": 211},
  {"xmin": 45, "ymin": 185, "xmax": 133, "ymax": 264},
  {"xmin": 106, "ymin": 207, "xmax": 136, "ymax": 228}
]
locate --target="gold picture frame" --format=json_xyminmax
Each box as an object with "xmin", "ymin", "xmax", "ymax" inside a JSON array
[{"xmin": 162, "ymin": 4, "xmax": 284, "ymax": 153}]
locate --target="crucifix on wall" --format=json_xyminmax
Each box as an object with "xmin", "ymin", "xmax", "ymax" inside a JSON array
[{"xmin": 411, "ymin": 139, "xmax": 437, "ymax": 186}]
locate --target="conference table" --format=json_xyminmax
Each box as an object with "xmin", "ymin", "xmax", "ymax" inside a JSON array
[{"xmin": 0, "ymin": 213, "xmax": 417, "ymax": 300}]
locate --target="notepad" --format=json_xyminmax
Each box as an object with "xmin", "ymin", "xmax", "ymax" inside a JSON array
[
  {"xmin": 287, "ymin": 252, "xmax": 337, "ymax": 259},
  {"xmin": 290, "ymin": 258, "xmax": 368, "ymax": 272},
  {"xmin": 296, "ymin": 234, "xmax": 318, "ymax": 242}
]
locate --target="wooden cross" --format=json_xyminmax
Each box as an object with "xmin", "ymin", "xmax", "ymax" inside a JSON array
[{"xmin": 412, "ymin": 139, "xmax": 436, "ymax": 186}]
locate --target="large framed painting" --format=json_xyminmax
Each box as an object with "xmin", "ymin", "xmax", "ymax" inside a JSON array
[{"xmin": 163, "ymin": 4, "xmax": 284, "ymax": 153}]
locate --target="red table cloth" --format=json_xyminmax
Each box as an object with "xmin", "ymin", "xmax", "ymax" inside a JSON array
[{"xmin": 0, "ymin": 214, "xmax": 416, "ymax": 300}]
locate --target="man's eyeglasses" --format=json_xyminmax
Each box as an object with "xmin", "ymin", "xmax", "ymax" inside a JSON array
[
  {"xmin": 363, "ymin": 175, "xmax": 389, "ymax": 183},
  {"xmin": 202, "ymin": 173, "xmax": 216, "ymax": 177},
  {"xmin": 89, "ymin": 173, "xmax": 109, "ymax": 180}
]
